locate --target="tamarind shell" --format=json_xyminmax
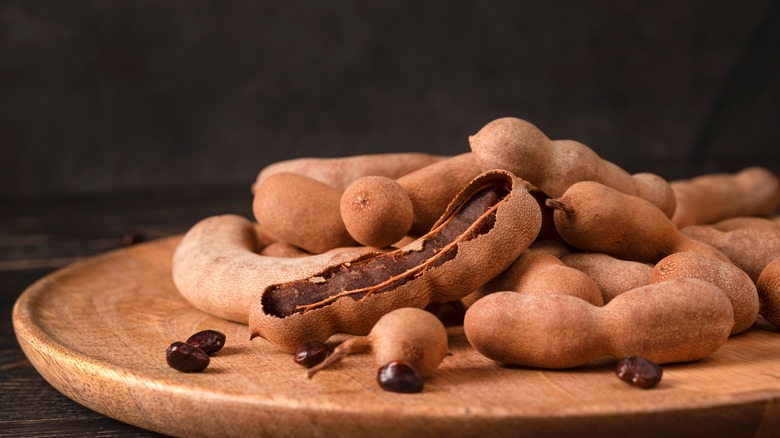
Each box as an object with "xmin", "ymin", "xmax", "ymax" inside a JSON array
[
  {"xmin": 249, "ymin": 170, "xmax": 542, "ymax": 352},
  {"xmin": 172, "ymin": 216, "xmax": 374, "ymax": 324}
]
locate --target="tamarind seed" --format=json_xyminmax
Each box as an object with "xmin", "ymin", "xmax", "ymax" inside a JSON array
[
  {"xmin": 186, "ymin": 330, "xmax": 226, "ymax": 355},
  {"xmin": 120, "ymin": 231, "xmax": 144, "ymax": 247},
  {"xmin": 166, "ymin": 341, "xmax": 210, "ymax": 373},
  {"xmin": 615, "ymin": 356, "xmax": 663, "ymax": 389},
  {"xmin": 377, "ymin": 360, "xmax": 424, "ymax": 393},
  {"xmin": 294, "ymin": 340, "xmax": 330, "ymax": 368}
]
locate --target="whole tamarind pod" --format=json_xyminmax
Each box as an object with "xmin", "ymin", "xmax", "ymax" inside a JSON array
[
  {"xmin": 260, "ymin": 241, "xmax": 310, "ymax": 258},
  {"xmin": 468, "ymin": 117, "xmax": 676, "ymax": 218},
  {"xmin": 546, "ymin": 181, "xmax": 731, "ymax": 264},
  {"xmin": 339, "ymin": 153, "xmax": 482, "ymax": 241},
  {"xmin": 464, "ymin": 240, "xmax": 603, "ymax": 307},
  {"xmin": 396, "ymin": 152, "xmax": 483, "ymax": 236},
  {"xmin": 650, "ymin": 251, "xmax": 759, "ymax": 335},
  {"xmin": 680, "ymin": 223, "xmax": 780, "ymax": 282},
  {"xmin": 253, "ymin": 153, "xmax": 448, "ymax": 193},
  {"xmin": 670, "ymin": 167, "xmax": 780, "ymax": 228},
  {"xmin": 464, "ymin": 278, "xmax": 733, "ymax": 369},
  {"xmin": 307, "ymin": 307, "xmax": 448, "ymax": 379},
  {"xmin": 253, "ymin": 172, "xmax": 358, "ymax": 254},
  {"xmin": 756, "ymin": 256, "xmax": 780, "ymax": 327},
  {"xmin": 339, "ymin": 175, "xmax": 415, "ymax": 248},
  {"xmin": 710, "ymin": 216, "xmax": 779, "ymax": 232},
  {"xmin": 172, "ymin": 216, "xmax": 375, "ymax": 324},
  {"xmin": 561, "ymin": 252, "xmax": 652, "ymax": 304},
  {"xmin": 249, "ymin": 170, "xmax": 542, "ymax": 352}
]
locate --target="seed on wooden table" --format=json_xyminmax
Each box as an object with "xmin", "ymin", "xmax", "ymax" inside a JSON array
[
  {"xmin": 294, "ymin": 340, "xmax": 330, "ymax": 368},
  {"xmin": 186, "ymin": 329, "xmax": 226, "ymax": 355},
  {"xmin": 166, "ymin": 341, "xmax": 210, "ymax": 373},
  {"xmin": 377, "ymin": 361, "xmax": 424, "ymax": 393},
  {"xmin": 615, "ymin": 356, "xmax": 663, "ymax": 389}
]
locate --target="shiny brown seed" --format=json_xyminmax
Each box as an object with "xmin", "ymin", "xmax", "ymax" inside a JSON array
[
  {"xmin": 615, "ymin": 356, "xmax": 663, "ymax": 389},
  {"xmin": 186, "ymin": 329, "xmax": 226, "ymax": 355},
  {"xmin": 294, "ymin": 340, "xmax": 329, "ymax": 368},
  {"xmin": 166, "ymin": 341, "xmax": 210, "ymax": 373},
  {"xmin": 377, "ymin": 361, "xmax": 424, "ymax": 393}
]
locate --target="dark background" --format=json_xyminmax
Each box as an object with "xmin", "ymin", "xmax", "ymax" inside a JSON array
[{"xmin": 2, "ymin": 0, "xmax": 780, "ymax": 198}]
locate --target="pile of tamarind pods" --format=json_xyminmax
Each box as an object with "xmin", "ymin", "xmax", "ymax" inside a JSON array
[{"xmin": 172, "ymin": 116, "xmax": 780, "ymax": 385}]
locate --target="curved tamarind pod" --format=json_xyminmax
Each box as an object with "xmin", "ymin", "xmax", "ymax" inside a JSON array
[
  {"xmin": 757, "ymin": 256, "xmax": 780, "ymax": 327},
  {"xmin": 561, "ymin": 252, "xmax": 652, "ymax": 304},
  {"xmin": 249, "ymin": 170, "xmax": 542, "ymax": 352},
  {"xmin": 546, "ymin": 181, "xmax": 731, "ymax": 264},
  {"xmin": 464, "ymin": 278, "xmax": 733, "ymax": 369},
  {"xmin": 650, "ymin": 251, "xmax": 759, "ymax": 335},
  {"xmin": 253, "ymin": 152, "xmax": 448, "ymax": 193},
  {"xmin": 172, "ymin": 216, "xmax": 374, "ymax": 324},
  {"xmin": 670, "ymin": 167, "xmax": 780, "ymax": 228},
  {"xmin": 681, "ymin": 224, "xmax": 780, "ymax": 282},
  {"xmin": 468, "ymin": 117, "xmax": 676, "ymax": 218}
]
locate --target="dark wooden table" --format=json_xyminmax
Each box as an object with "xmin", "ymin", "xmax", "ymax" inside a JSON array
[{"xmin": 0, "ymin": 186, "xmax": 253, "ymax": 437}]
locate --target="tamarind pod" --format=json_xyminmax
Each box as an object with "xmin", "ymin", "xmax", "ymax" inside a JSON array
[
  {"xmin": 464, "ymin": 278, "xmax": 733, "ymax": 369},
  {"xmin": 561, "ymin": 252, "xmax": 652, "ymax": 304},
  {"xmin": 253, "ymin": 172, "xmax": 358, "ymax": 254},
  {"xmin": 468, "ymin": 117, "xmax": 676, "ymax": 218},
  {"xmin": 670, "ymin": 167, "xmax": 780, "ymax": 228},
  {"xmin": 757, "ymin": 256, "xmax": 780, "ymax": 327},
  {"xmin": 249, "ymin": 170, "xmax": 542, "ymax": 352},
  {"xmin": 396, "ymin": 152, "xmax": 483, "ymax": 236},
  {"xmin": 253, "ymin": 153, "xmax": 448, "ymax": 193},
  {"xmin": 172, "ymin": 216, "xmax": 374, "ymax": 324},
  {"xmin": 467, "ymin": 240, "xmax": 604, "ymax": 307},
  {"xmin": 680, "ymin": 224, "xmax": 780, "ymax": 282},
  {"xmin": 710, "ymin": 216, "xmax": 779, "ymax": 232},
  {"xmin": 650, "ymin": 251, "xmax": 759, "ymax": 335},
  {"xmin": 546, "ymin": 181, "xmax": 730, "ymax": 264},
  {"xmin": 259, "ymin": 241, "xmax": 310, "ymax": 258}
]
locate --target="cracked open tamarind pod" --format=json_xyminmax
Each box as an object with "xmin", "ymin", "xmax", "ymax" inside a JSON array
[
  {"xmin": 172, "ymin": 216, "xmax": 375, "ymax": 324},
  {"xmin": 249, "ymin": 170, "xmax": 542, "ymax": 353}
]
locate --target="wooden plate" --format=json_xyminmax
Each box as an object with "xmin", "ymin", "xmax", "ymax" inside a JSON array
[{"xmin": 12, "ymin": 237, "xmax": 780, "ymax": 437}]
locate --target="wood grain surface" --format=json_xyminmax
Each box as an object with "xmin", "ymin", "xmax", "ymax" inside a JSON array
[{"xmin": 12, "ymin": 236, "xmax": 780, "ymax": 438}]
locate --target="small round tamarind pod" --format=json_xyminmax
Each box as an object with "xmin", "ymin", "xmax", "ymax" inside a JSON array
[
  {"xmin": 249, "ymin": 170, "xmax": 542, "ymax": 352},
  {"xmin": 756, "ymin": 256, "xmax": 780, "ymax": 327},
  {"xmin": 172, "ymin": 215, "xmax": 375, "ymax": 323},
  {"xmin": 463, "ymin": 278, "xmax": 733, "ymax": 369},
  {"xmin": 339, "ymin": 176, "xmax": 415, "ymax": 248},
  {"xmin": 468, "ymin": 117, "xmax": 676, "ymax": 218},
  {"xmin": 650, "ymin": 251, "xmax": 759, "ymax": 335},
  {"xmin": 466, "ymin": 240, "xmax": 604, "ymax": 307},
  {"xmin": 306, "ymin": 307, "xmax": 448, "ymax": 380},
  {"xmin": 680, "ymin": 224, "xmax": 780, "ymax": 282},
  {"xmin": 545, "ymin": 181, "xmax": 731, "ymax": 264},
  {"xmin": 561, "ymin": 252, "xmax": 652, "ymax": 304},
  {"xmin": 253, "ymin": 153, "xmax": 448, "ymax": 193},
  {"xmin": 670, "ymin": 166, "xmax": 780, "ymax": 228},
  {"xmin": 252, "ymin": 172, "xmax": 358, "ymax": 254},
  {"xmin": 396, "ymin": 152, "xmax": 484, "ymax": 237}
]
